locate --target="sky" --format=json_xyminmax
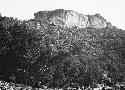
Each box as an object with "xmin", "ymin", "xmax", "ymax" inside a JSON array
[{"xmin": 0, "ymin": 0, "xmax": 125, "ymax": 29}]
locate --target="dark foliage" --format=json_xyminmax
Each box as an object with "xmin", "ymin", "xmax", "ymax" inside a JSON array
[{"xmin": 0, "ymin": 16, "xmax": 125, "ymax": 89}]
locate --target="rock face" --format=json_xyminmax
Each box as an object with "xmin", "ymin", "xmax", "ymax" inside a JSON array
[{"xmin": 34, "ymin": 9, "xmax": 112, "ymax": 29}]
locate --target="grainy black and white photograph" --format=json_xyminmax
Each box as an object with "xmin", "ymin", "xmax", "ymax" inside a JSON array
[{"xmin": 0, "ymin": 0, "xmax": 125, "ymax": 90}]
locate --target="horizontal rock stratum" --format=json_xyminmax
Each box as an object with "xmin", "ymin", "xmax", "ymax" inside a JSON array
[{"xmin": 34, "ymin": 9, "xmax": 112, "ymax": 29}]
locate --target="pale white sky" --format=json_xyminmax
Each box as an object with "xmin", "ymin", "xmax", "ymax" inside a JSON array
[{"xmin": 0, "ymin": 0, "xmax": 125, "ymax": 29}]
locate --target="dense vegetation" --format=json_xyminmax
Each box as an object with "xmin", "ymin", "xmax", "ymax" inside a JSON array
[{"xmin": 0, "ymin": 15, "xmax": 125, "ymax": 89}]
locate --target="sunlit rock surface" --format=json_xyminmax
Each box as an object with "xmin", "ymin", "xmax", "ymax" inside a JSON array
[{"xmin": 34, "ymin": 9, "xmax": 112, "ymax": 28}]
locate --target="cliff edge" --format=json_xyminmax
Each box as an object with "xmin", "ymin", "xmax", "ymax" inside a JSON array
[{"xmin": 34, "ymin": 9, "xmax": 112, "ymax": 29}]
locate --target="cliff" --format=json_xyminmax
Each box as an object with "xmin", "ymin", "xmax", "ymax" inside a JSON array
[
  {"xmin": 1, "ymin": 9, "xmax": 125, "ymax": 89},
  {"xmin": 34, "ymin": 9, "xmax": 112, "ymax": 29}
]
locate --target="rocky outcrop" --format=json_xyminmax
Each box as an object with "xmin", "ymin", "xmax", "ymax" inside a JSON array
[{"xmin": 34, "ymin": 9, "xmax": 112, "ymax": 29}]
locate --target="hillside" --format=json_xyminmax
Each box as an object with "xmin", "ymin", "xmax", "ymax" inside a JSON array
[{"xmin": 0, "ymin": 9, "xmax": 125, "ymax": 89}]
